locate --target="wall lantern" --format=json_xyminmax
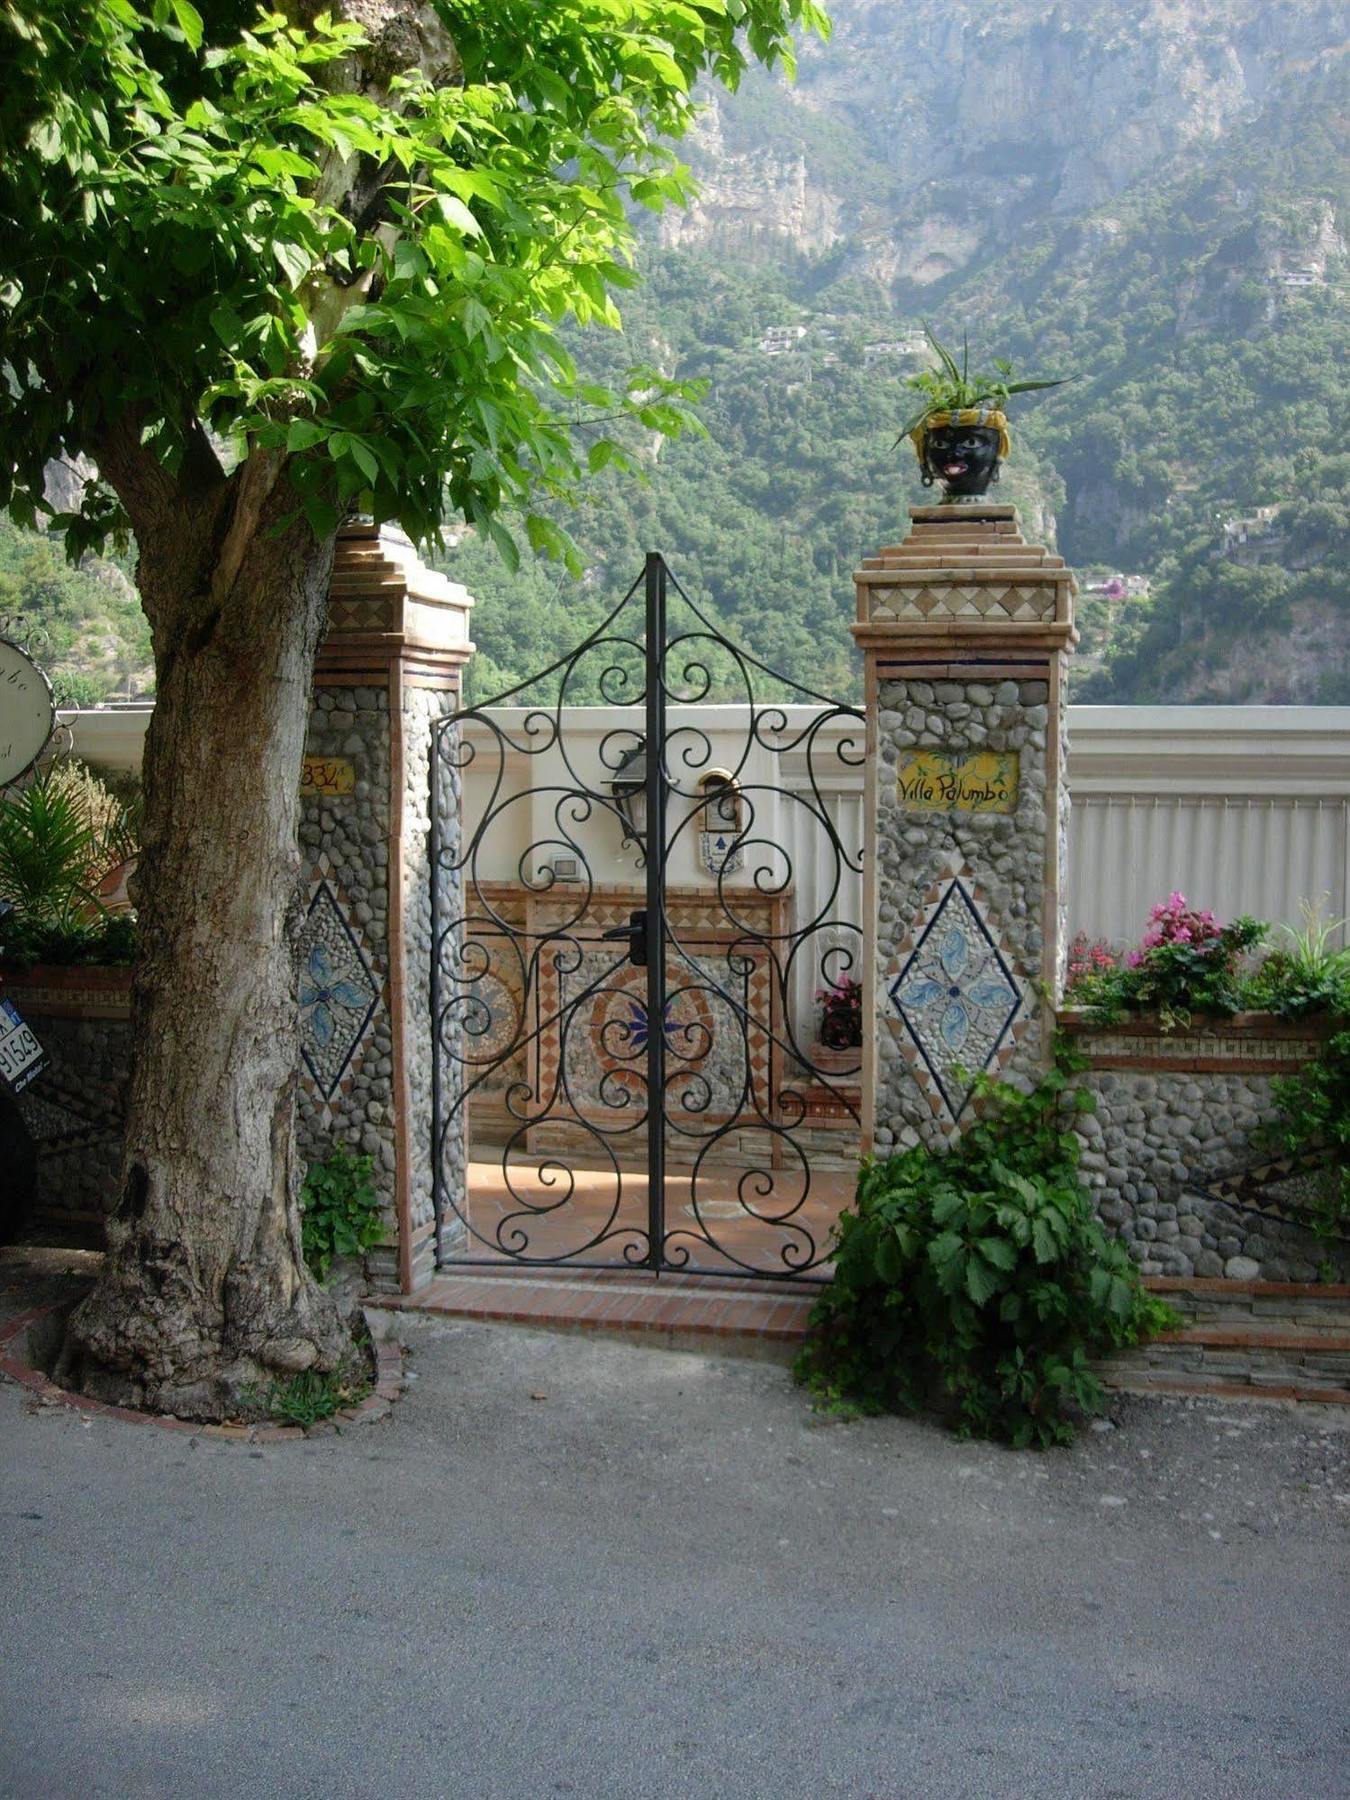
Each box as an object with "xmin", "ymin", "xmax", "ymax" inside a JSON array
[{"xmin": 609, "ymin": 739, "xmax": 648, "ymax": 851}]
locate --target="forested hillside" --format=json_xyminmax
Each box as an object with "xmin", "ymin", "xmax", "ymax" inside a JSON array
[
  {"xmin": 0, "ymin": 514, "xmax": 150, "ymax": 705},
  {"xmin": 443, "ymin": 0, "xmax": 1349, "ymax": 705},
  {"xmin": 3, "ymin": 0, "xmax": 1346, "ymax": 706}
]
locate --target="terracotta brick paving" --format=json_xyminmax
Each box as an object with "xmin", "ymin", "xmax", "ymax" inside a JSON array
[{"xmin": 384, "ymin": 1267, "xmax": 820, "ymax": 1354}]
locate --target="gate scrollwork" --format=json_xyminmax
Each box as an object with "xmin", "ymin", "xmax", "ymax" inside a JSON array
[{"xmin": 431, "ymin": 556, "xmax": 864, "ymax": 1279}]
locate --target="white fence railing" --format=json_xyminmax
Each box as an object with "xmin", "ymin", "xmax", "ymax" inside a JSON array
[
  {"xmin": 1066, "ymin": 708, "xmax": 1349, "ymax": 946},
  {"xmin": 65, "ymin": 702, "xmax": 1350, "ymax": 959}
]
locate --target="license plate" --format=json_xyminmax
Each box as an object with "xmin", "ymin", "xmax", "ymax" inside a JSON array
[{"xmin": 0, "ymin": 997, "xmax": 46, "ymax": 1092}]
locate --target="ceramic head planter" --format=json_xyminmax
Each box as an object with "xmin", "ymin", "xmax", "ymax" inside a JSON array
[
  {"xmin": 897, "ymin": 328, "xmax": 1066, "ymax": 504},
  {"xmin": 913, "ymin": 408, "xmax": 1010, "ymax": 498}
]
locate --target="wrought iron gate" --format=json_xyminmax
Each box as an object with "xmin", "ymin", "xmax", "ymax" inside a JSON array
[{"xmin": 430, "ymin": 555, "xmax": 863, "ymax": 1279}]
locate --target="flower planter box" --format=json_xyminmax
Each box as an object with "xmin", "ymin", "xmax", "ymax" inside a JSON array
[
  {"xmin": 0, "ymin": 962, "xmax": 134, "ymax": 1021},
  {"xmin": 1056, "ymin": 1008, "xmax": 1336, "ymax": 1075},
  {"xmin": 1057, "ymin": 1007, "xmax": 1338, "ymax": 1039}
]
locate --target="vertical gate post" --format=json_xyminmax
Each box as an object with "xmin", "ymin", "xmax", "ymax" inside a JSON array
[
  {"xmin": 298, "ymin": 522, "xmax": 474, "ymax": 1295},
  {"xmin": 643, "ymin": 552, "xmax": 668, "ymax": 1268},
  {"xmin": 851, "ymin": 504, "xmax": 1076, "ymax": 1155}
]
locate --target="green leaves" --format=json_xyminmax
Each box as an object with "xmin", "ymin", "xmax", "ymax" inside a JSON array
[
  {"xmin": 0, "ymin": 0, "xmax": 829, "ymax": 562},
  {"xmin": 795, "ymin": 1048, "xmax": 1169, "ymax": 1448},
  {"xmin": 300, "ymin": 1145, "xmax": 383, "ymax": 1283}
]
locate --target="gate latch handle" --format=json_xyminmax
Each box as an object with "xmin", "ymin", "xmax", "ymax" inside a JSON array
[{"xmin": 601, "ymin": 908, "xmax": 648, "ymax": 968}]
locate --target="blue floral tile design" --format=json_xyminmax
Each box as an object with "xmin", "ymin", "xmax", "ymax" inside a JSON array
[
  {"xmin": 297, "ymin": 879, "xmax": 379, "ymax": 1100},
  {"xmin": 889, "ymin": 877, "xmax": 1023, "ymax": 1121}
]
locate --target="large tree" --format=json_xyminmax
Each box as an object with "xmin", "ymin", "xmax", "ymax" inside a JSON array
[{"xmin": 0, "ymin": 0, "xmax": 827, "ymax": 1417}]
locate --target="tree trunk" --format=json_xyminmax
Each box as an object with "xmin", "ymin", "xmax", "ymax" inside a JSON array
[{"xmin": 65, "ymin": 499, "xmax": 352, "ymax": 1419}]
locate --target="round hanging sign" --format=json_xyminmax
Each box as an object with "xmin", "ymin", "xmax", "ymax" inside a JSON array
[{"xmin": 0, "ymin": 638, "xmax": 56, "ymax": 788}]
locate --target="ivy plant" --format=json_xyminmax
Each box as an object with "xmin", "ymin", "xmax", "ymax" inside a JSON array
[
  {"xmin": 300, "ymin": 1146, "xmax": 384, "ymax": 1284},
  {"xmin": 795, "ymin": 1054, "xmax": 1174, "ymax": 1448},
  {"xmin": 1265, "ymin": 1002, "xmax": 1350, "ymax": 1237}
]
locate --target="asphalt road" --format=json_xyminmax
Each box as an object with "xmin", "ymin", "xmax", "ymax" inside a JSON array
[{"xmin": 2, "ymin": 1287, "xmax": 1349, "ymax": 1799}]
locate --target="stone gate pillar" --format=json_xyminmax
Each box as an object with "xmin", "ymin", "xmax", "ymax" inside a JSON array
[
  {"xmin": 297, "ymin": 523, "xmax": 473, "ymax": 1294},
  {"xmin": 852, "ymin": 504, "xmax": 1076, "ymax": 1154}
]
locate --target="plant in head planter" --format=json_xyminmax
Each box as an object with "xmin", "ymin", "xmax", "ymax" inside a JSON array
[{"xmin": 898, "ymin": 327, "xmax": 1068, "ymax": 501}]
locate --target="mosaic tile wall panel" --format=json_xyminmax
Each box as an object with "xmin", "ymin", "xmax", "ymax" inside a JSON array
[
  {"xmin": 296, "ymin": 876, "xmax": 380, "ymax": 1101},
  {"xmin": 461, "ymin": 895, "xmax": 531, "ymax": 1152},
  {"xmin": 545, "ymin": 945, "xmax": 762, "ymax": 1135},
  {"xmin": 887, "ymin": 870, "xmax": 1025, "ymax": 1123},
  {"xmin": 873, "ymin": 675, "xmax": 1062, "ymax": 1152},
  {"xmin": 457, "ymin": 890, "xmax": 782, "ymax": 1151},
  {"xmin": 297, "ymin": 687, "xmax": 394, "ymax": 1214}
]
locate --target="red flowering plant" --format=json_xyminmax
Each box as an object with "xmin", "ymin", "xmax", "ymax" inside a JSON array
[
  {"xmin": 816, "ymin": 973, "xmax": 863, "ymax": 1050},
  {"xmin": 1064, "ymin": 932, "xmax": 1118, "ymax": 995},
  {"xmin": 1067, "ymin": 894, "xmax": 1267, "ymax": 1030}
]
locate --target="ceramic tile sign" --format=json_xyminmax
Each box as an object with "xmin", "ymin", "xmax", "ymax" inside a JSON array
[
  {"xmin": 301, "ymin": 755, "xmax": 357, "ymax": 798},
  {"xmin": 0, "ymin": 996, "xmax": 47, "ymax": 1094},
  {"xmin": 898, "ymin": 749, "xmax": 1019, "ymax": 815}
]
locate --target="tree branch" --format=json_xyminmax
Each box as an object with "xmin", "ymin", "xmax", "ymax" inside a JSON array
[
  {"xmin": 92, "ymin": 406, "xmax": 187, "ymax": 534},
  {"xmin": 211, "ymin": 448, "xmax": 287, "ymax": 606}
]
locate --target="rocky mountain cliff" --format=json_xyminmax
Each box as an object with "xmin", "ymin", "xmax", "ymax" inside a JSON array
[
  {"xmin": 5, "ymin": 1, "xmax": 1345, "ymax": 707},
  {"xmin": 667, "ymin": 0, "xmax": 1343, "ymax": 286},
  {"xmin": 449, "ymin": 0, "xmax": 1347, "ymax": 706}
]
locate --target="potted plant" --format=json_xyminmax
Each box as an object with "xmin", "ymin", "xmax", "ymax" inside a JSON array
[
  {"xmin": 0, "ymin": 765, "xmax": 138, "ymax": 971},
  {"xmin": 816, "ymin": 973, "xmax": 863, "ymax": 1052},
  {"xmin": 897, "ymin": 327, "xmax": 1067, "ymax": 500}
]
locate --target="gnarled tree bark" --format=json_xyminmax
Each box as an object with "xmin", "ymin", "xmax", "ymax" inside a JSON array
[
  {"xmin": 59, "ymin": 0, "xmax": 459, "ymax": 1419},
  {"xmin": 64, "ymin": 455, "xmax": 351, "ymax": 1416}
]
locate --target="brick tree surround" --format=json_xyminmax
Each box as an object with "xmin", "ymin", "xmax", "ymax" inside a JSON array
[
  {"xmin": 852, "ymin": 504, "xmax": 1076, "ymax": 1154},
  {"xmin": 297, "ymin": 523, "xmax": 473, "ymax": 1295}
]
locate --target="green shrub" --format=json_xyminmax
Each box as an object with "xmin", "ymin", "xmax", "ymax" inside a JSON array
[
  {"xmin": 795, "ymin": 1059, "xmax": 1174, "ymax": 1448},
  {"xmin": 0, "ymin": 764, "xmax": 139, "ymax": 965},
  {"xmin": 1246, "ymin": 903, "xmax": 1350, "ymax": 1021},
  {"xmin": 300, "ymin": 1145, "xmax": 384, "ymax": 1282},
  {"xmin": 1265, "ymin": 1026, "xmax": 1350, "ymax": 1236}
]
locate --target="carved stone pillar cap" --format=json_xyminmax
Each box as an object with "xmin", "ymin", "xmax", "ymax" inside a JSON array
[
  {"xmin": 852, "ymin": 505, "xmax": 1076, "ymax": 650},
  {"xmin": 324, "ymin": 520, "xmax": 475, "ymax": 661}
]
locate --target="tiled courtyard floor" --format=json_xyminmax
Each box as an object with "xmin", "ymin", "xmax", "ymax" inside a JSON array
[{"xmin": 451, "ymin": 1154, "xmax": 854, "ymax": 1277}]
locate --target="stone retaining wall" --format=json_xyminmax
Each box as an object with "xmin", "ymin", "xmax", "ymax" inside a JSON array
[
  {"xmin": 3, "ymin": 967, "xmax": 132, "ymax": 1241},
  {"xmin": 1063, "ymin": 1014, "xmax": 1348, "ymax": 1283}
]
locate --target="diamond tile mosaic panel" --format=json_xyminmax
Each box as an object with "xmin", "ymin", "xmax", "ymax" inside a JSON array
[
  {"xmin": 888, "ymin": 876, "xmax": 1023, "ymax": 1121},
  {"xmin": 297, "ymin": 879, "xmax": 380, "ymax": 1100}
]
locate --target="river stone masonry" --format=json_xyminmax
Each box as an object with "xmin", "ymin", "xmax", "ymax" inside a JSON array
[
  {"xmin": 298, "ymin": 524, "xmax": 473, "ymax": 1295},
  {"xmin": 853, "ymin": 505, "xmax": 1076, "ymax": 1155},
  {"xmin": 1062, "ymin": 1016, "xmax": 1350, "ymax": 1282}
]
